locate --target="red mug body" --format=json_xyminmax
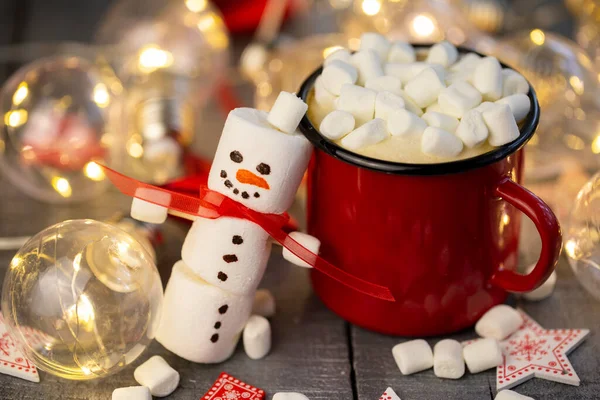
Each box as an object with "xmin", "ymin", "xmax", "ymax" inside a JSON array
[{"xmin": 299, "ymin": 47, "xmax": 561, "ymax": 336}]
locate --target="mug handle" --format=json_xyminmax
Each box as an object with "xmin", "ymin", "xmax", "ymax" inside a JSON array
[{"xmin": 490, "ymin": 178, "xmax": 562, "ymax": 292}]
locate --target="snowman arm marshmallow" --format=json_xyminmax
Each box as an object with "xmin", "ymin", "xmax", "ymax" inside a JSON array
[
  {"xmin": 130, "ymin": 188, "xmax": 172, "ymax": 224},
  {"xmin": 282, "ymin": 231, "xmax": 321, "ymax": 268}
]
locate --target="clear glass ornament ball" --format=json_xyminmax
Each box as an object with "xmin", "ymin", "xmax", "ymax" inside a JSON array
[
  {"xmin": 565, "ymin": 173, "xmax": 600, "ymax": 301},
  {"xmin": 0, "ymin": 219, "xmax": 163, "ymax": 380},
  {"xmin": 0, "ymin": 55, "xmax": 124, "ymax": 203}
]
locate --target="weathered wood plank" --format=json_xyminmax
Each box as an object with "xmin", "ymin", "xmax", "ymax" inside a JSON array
[{"xmin": 351, "ymin": 261, "xmax": 600, "ymax": 400}]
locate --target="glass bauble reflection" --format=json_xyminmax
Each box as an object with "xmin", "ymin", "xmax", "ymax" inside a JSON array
[{"xmin": 0, "ymin": 219, "xmax": 163, "ymax": 380}]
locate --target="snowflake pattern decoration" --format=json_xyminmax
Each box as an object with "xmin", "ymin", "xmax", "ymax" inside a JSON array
[
  {"xmin": 203, "ymin": 372, "xmax": 265, "ymax": 400},
  {"xmin": 463, "ymin": 309, "xmax": 590, "ymax": 391}
]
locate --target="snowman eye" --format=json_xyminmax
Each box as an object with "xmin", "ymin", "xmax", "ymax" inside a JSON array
[
  {"xmin": 256, "ymin": 163, "xmax": 271, "ymax": 175},
  {"xmin": 230, "ymin": 151, "xmax": 243, "ymax": 163}
]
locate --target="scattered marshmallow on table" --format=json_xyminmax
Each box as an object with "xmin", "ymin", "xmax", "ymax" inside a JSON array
[
  {"xmin": 475, "ymin": 305, "xmax": 523, "ymax": 340},
  {"xmin": 482, "ymin": 103, "xmax": 521, "ymax": 146},
  {"xmin": 433, "ymin": 339, "xmax": 465, "ymax": 379},
  {"xmin": 422, "ymin": 111, "xmax": 459, "ymax": 133},
  {"xmin": 253, "ymin": 288, "xmax": 276, "ymax": 317},
  {"xmin": 456, "ymin": 109, "xmax": 488, "ymax": 148},
  {"xmin": 365, "ymin": 75, "xmax": 403, "ymax": 95},
  {"xmin": 319, "ymin": 110, "xmax": 356, "ymax": 140},
  {"xmin": 341, "ymin": 118, "xmax": 388, "ymax": 150},
  {"xmin": 314, "ymin": 76, "xmax": 337, "ymax": 109},
  {"xmin": 438, "ymin": 81, "xmax": 482, "ymax": 118},
  {"xmin": 360, "ymin": 32, "xmax": 391, "ymax": 60},
  {"xmin": 426, "ymin": 41, "xmax": 459, "ymax": 67},
  {"xmin": 387, "ymin": 109, "xmax": 427, "ymax": 137},
  {"xmin": 273, "ymin": 393, "xmax": 310, "ymax": 400},
  {"xmin": 463, "ymin": 338, "xmax": 503, "ymax": 374},
  {"xmin": 321, "ymin": 60, "xmax": 358, "ymax": 95},
  {"xmin": 496, "ymin": 93, "xmax": 531, "ymax": 122},
  {"xmin": 422, "ymin": 127, "xmax": 463, "ymax": 158},
  {"xmin": 392, "ymin": 339, "xmax": 434, "ymax": 375},
  {"xmin": 336, "ymin": 84, "xmax": 377, "ymax": 125},
  {"xmin": 502, "ymin": 68, "xmax": 529, "ymax": 96},
  {"xmin": 267, "ymin": 91, "xmax": 308, "ymax": 134},
  {"xmin": 495, "ymin": 389, "xmax": 535, "ymax": 400},
  {"xmin": 375, "ymin": 91, "xmax": 406, "ymax": 120},
  {"xmin": 134, "ymin": 356, "xmax": 180, "ymax": 397},
  {"xmin": 388, "ymin": 41, "xmax": 416, "ymax": 63},
  {"xmin": 282, "ymin": 231, "xmax": 321, "ymax": 268},
  {"xmin": 404, "ymin": 67, "xmax": 446, "ymax": 108},
  {"xmin": 112, "ymin": 386, "xmax": 152, "ymax": 400},
  {"xmin": 352, "ymin": 49, "xmax": 384, "ymax": 85},
  {"xmin": 324, "ymin": 48, "xmax": 352, "ymax": 67},
  {"xmin": 243, "ymin": 315, "xmax": 272, "ymax": 360},
  {"xmin": 472, "ymin": 56, "xmax": 503, "ymax": 101},
  {"xmin": 523, "ymin": 264, "xmax": 557, "ymax": 301}
]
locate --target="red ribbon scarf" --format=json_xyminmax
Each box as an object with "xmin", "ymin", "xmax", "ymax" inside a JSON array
[{"xmin": 100, "ymin": 165, "xmax": 395, "ymax": 302}]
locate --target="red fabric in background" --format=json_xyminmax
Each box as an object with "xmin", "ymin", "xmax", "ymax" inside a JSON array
[{"xmin": 212, "ymin": 0, "xmax": 301, "ymax": 34}]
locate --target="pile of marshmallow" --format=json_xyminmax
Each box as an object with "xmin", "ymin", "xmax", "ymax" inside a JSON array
[
  {"xmin": 391, "ymin": 305, "xmax": 531, "ymax": 400},
  {"xmin": 315, "ymin": 33, "xmax": 532, "ymax": 158}
]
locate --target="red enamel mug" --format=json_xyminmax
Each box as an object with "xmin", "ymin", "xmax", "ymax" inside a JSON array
[{"xmin": 297, "ymin": 47, "xmax": 562, "ymax": 336}]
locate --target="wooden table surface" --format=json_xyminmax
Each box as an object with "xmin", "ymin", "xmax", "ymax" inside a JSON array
[{"xmin": 0, "ymin": 1, "xmax": 598, "ymax": 399}]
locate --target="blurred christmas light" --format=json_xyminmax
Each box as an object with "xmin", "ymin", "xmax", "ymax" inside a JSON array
[
  {"xmin": 12, "ymin": 82, "xmax": 28, "ymax": 106},
  {"xmin": 530, "ymin": 28, "xmax": 546, "ymax": 45},
  {"xmin": 362, "ymin": 0, "xmax": 382, "ymax": 15},
  {"xmin": 411, "ymin": 14, "xmax": 437, "ymax": 37}
]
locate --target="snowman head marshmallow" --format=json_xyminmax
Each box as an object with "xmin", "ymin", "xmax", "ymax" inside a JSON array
[{"xmin": 207, "ymin": 104, "xmax": 312, "ymax": 215}]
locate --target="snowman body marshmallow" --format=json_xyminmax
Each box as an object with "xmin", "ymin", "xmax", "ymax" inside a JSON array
[{"xmin": 131, "ymin": 92, "xmax": 315, "ymax": 363}]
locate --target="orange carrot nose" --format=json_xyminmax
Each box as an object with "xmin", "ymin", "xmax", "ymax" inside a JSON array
[{"xmin": 236, "ymin": 169, "xmax": 270, "ymax": 190}]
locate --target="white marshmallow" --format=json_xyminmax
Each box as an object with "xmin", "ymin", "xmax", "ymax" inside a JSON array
[
  {"xmin": 482, "ymin": 104, "xmax": 520, "ymax": 146},
  {"xmin": 267, "ymin": 91, "xmax": 309, "ymax": 134},
  {"xmin": 319, "ymin": 110, "xmax": 356, "ymax": 140},
  {"xmin": 282, "ymin": 231, "xmax": 321, "ymax": 268},
  {"xmin": 341, "ymin": 118, "xmax": 388, "ymax": 150},
  {"xmin": 433, "ymin": 339, "xmax": 465, "ymax": 379},
  {"xmin": 445, "ymin": 70, "xmax": 473, "ymax": 85},
  {"xmin": 392, "ymin": 339, "xmax": 434, "ymax": 375},
  {"xmin": 273, "ymin": 393, "xmax": 310, "ymax": 400},
  {"xmin": 385, "ymin": 62, "xmax": 444, "ymax": 84},
  {"xmin": 496, "ymin": 94, "xmax": 531, "ymax": 122},
  {"xmin": 422, "ymin": 112, "xmax": 459, "ymax": 133},
  {"xmin": 243, "ymin": 315, "xmax": 271, "ymax": 360},
  {"xmin": 182, "ymin": 217, "xmax": 271, "ymax": 295},
  {"xmin": 426, "ymin": 102, "xmax": 443, "ymax": 113},
  {"xmin": 134, "ymin": 356, "xmax": 180, "ymax": 397},
  {"xmin": 495, "ymin": 390, "xmax": 535, "ymax": 400},
  {"xmin": 421, "ymin": 127, "xmax": 463, "ymax": 158},
  {"xmin": 502, "ymin": 68, "xmax": 529, "ymax": 97},
  {"xmin": 426, "ymin": 41, "xmax": 459, "ymax": 67},
  {"xmin": 253, "ymin": 288, "xmax": 276, "ymax": 317},
  {"xmin": 359, "ymin": 32, "xmax": 391, "ymax": 60},
  {"xmin": 456, "ymin": 109, "xmax": 488, "ymax": 148},
  {"xmin": 473, "ymin": 56, "xmax": 503, "ymax": 101},
  {"xmin": 387, "ymin": 41, "xmax": 416, "ymax": 63},
  {"xmin": 207, "ymin": 107, "xmax": 312, "ymax": 214},
  {"xmin": 475, "ymin": 101, "xmax": 496, "ymax": 113},
  {"xmin": 462, "ymin": 338, "xmax": 503, "ymax": 373},
  {"xmin": 523, "ymin": 264, "xmax": 557, "ymax": 301},
  {"xmin": 336, "ymin": 84, "xmax": 377, "ymax": 126},
  {"xmin": 449, "ymin": 52, "xmax": 481, "ymax": 72},
  {"xmin": 365, "ymin": 75, "xmax": 403, "ymax": 95},
  {"xmin": 438, "ymin": 81, "xmax": 482, "ymax": 118},
  {"xmin": 351, "ymin": 50, "xmax": 384, "ymax": 85},
  {"xmin": 314, "ymin": 76, "xmax": 337, "ymax": 110},
  {"xmin": 475, "ymin": 305, "xmax": 523, "ymax": 340},
  {"xmin": 321, "ymin": 60, "xmax": 358, "ymax": 95},
  {"xmin": 324, "ymin": 48, "xmax": 352, "ymax": 67},
  {"xmin": 112, "ymin": 386, "xmax": 152, "ymax": 400},
  {"xmin": 404, "ymin": 67, "xmax": 446, "ymax": 108},
  {"xmin": 131, "ymin": 188, "xmax": 170, "ymax": 224},
  {"xmin": 375, "ymin": 91, "xmax": 405, "ymax": 121},
  {"xmin": 397, "ymin": 89, "xmax": 424, "ymax": 116},
  {"xmin": 387, "ymin": 109, "xmax": 427, "ymax": 137},
  {"xmin": 156, "ymin": 261, "xmax": 253, "ymax": 363}
]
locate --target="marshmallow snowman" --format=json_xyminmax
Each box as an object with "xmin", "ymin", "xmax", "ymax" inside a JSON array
[{"xmin": 131, "ymin": 92, "xmax": 318, "ymax": 363}]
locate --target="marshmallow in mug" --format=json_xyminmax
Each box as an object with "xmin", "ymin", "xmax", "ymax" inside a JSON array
[{"xmin": 475, "ymin": 305, "xmax": 523, "ymax": 340}]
